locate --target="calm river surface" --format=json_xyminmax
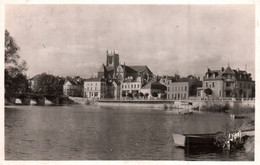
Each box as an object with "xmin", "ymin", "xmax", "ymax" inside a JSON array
[{"xmin": 5, "ymin": 105, "xmax": 254, "ymax": 160}]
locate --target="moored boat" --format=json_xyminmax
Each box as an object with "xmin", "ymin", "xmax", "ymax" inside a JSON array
[
  {"xmin": 172, "ymin": 129, "xmax": 254, "ymax": 150},
  {"xmin": 172, "ymin": 133, "xmax": 215, "ymax": 148}
]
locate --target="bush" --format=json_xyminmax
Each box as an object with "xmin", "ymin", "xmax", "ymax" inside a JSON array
[
  {"xmin": 152, "ymin": 92, "xmax": 158, "ymax": 97},
  {"xmin": 229, "ymin": 104, "xmax": 255, "ymax": 114},
  {"xmin": 204, "ymin": 88, "xmax": 212, "ymax": 96},
  {"xmin": 127, "ymin": 93, "xmax": 133, "ymax": 98},
  {"xmin": 122, "ymin": 91, "xmax": 126, "ymax": 97},
  {"xmin": 139, "ymin": 92, "xmax": 144, "ymax": 97}
]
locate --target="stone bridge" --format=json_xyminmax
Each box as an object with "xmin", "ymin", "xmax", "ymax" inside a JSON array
[{"xmin": 5, "ymin": 93, "xmax": 70, "ymax": 105}]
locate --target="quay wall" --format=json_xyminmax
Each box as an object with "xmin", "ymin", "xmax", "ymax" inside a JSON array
[
  {"xmin": 97, "ymin": 99, "xmax": 255, "ymax": 109},
  {"xmin": 68, "ymin": 97, "xmax": 88, "ymax": 104}
]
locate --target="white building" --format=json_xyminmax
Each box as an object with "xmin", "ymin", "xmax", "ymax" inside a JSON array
[{"xmin": 84, "ymin": 78, "xmax": 106, "ymax": 99}]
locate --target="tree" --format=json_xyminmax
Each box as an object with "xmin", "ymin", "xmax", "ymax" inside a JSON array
[
  {"xmin": 5, "ymin": 30, "xmax": 29, "ymax": 94},
  {"xmin": 139, "ymin": 92, "xmax": 144, "ymax": 97},
  {"xmin": 133, "ymin": 93, "xmax": 138, "ymax": 98},
  {"xmin": 32, "ymin": 73, "xmax": 64, "ymax": 96},
  {"xmin": 127, "ymin": 93, "xmax": 133, "ymax": 98},
  {"xmin": 152, "ymin": 92, "xmax": 158, "ymax": 97},
  {"xmin": 122, "ymin": 91, "xmax": 126, "ymax": 97},
  {"xmin": 204, "ymin": 88, "xmax": 212, "ymax": 96}
]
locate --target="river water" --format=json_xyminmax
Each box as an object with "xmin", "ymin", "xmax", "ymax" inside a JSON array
[{"xmin": 5, "ymin": 105, "xmax": 254, "ymax": 160}]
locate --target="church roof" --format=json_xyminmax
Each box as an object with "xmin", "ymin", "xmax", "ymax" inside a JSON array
[{"xmin": 128, "ymin": 65, "xmax": 153, "ymax": 75}]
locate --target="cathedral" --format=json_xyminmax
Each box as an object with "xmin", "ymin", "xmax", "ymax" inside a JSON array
[
  {"xmin": 93, "ymin": 50, "xmax": 154, "ymax": 98},
  {"xmin": 98, "ymin": 50, "xmax": 153, "ymax": 83}
]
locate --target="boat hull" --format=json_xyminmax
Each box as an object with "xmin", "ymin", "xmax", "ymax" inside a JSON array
[{"xmin": 172, "ymin": 133, "xmax": 215, "ymax": 148}]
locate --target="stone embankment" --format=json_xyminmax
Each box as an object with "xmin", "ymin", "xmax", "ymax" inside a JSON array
[{"xmin": 68, "ymin": 97, "xmax": 88, "ymax": 104}]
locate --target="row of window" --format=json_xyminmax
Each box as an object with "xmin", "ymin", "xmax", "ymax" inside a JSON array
[
  {"xmin": 64, "ymin": 86, "xmax": 82, "ymax": 90},
  {"xmin": 122, "ymin": 83, "xmax": 140, "ymax": 89},
  {"xmin": 167, "ymin": 86, "xmax": 187, "ymax": 92},
  {"xmin": 206, "ymin": 82, "xmax": 215, "ymax": 88},
  {"xmin": 167, "ymin": 93, "xmax": 187, "ymax": 99},
  {"xmin": 85, "ymin": 86, "xmax": 106, "ymax": 91},
  {"xmin": 240, "ymin": 83, "xmax": 251, "ymax": 89},
  {"xmin": 85, "ymin": 82, "xmax": 105, "ymax": 86},
  {"xmin": 205, "ymin": 82, "xmax": 252, "ymax": 89}
]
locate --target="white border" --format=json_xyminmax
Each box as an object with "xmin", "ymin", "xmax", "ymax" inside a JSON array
[{"xmin": 0, "ymin": 0, "xmax": 259, "ymax": 165}]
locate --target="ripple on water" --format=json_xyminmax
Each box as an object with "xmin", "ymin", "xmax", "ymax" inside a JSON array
[{"xmin": 5, "ymin": 105, "xmax": 254, "ymax": 160}]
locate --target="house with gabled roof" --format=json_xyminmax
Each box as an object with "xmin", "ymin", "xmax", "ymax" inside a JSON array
[
  {"xmin": 140, "ymin": 79, "xmax": 167, "ymax": 98},
  {"xmin": 63, "ymin": 78, "xmax": 84, "ymax": 97},
  {"xmin": 201, "ymin": 65, "xmax": 254, "ymax": 98}
]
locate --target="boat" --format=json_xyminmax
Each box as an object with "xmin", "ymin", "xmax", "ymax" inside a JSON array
[
  {"xmin": 172, "ymin": 133, "xmax": 215, "ymax": 148},
  {"xmin": 172, "ymin": 129, "xmax": 254, "ymax": 149}
]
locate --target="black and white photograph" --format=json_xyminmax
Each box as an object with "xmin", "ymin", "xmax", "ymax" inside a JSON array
[{"xmin": 2, "ymin": 0, "xmax": 258, "ymax": 163}]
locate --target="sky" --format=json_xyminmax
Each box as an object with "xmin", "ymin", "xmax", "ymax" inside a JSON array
[{"xmin": 5, "ymin": 5, "xmax": 255, "ymax": 79}]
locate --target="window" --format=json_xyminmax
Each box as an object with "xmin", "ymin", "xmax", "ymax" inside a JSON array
[
  {"xmin": 137, "ymin": 84, "xmax": 139, "ymax": 88},
  {"xmin": 131, "ymin": 84, "xmax": 133, "ymax": 88},
  {"xmin": 212, "ymin": 82, "xmax": 214, "ymax": 87},
  {"xmin": 134, "ymin": 84, "xmax": 136, "ymax": 88},
  {"xmin": 178, "ymin": 86, "xmax": 180, "ymax": 91},
  {"xmin": 167, "ymin": 87, "xmax": 170, "ymax": 91},
  {"xmin": 87, "ymin": 87, "xmax": 89, "ymax": 90},
  {"xmin": 122, "ymin": 85, "xmax": 124, "ymax": 89},
  {"xmin": 226, "ymin": 82, "xmax": 231, "ymax": 87},
  {"xmin": 206, "ymin": 82, "xmax": 208, "ymax": 87},
  {"xmin": 185, "ymin": 86, "xmax": 187, "ymax": 91}
]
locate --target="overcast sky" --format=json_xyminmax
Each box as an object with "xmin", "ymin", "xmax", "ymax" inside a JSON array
[{"xmin": 5, "ymin": 5, "xmax": 255, "ymax": 79}]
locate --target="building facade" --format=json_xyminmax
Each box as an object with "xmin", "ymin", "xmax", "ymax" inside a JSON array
[
  {"xmin": 121, "ymin": 80, "xmax": 142, "ymax": 96},
  {"xmin": 63, "ymin": 80, "xmax": 83, "ymax": 97},
  {"xmin": 166, "ymin": 81, "xmax": 189, "ymax": 100},
  {"xmin": 201, "ymin": 66, "xmax": 254, "ymax": 98},
  {"xmin": 84, "ymin": 78, "xmax": 107, "ymax": 99}
]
